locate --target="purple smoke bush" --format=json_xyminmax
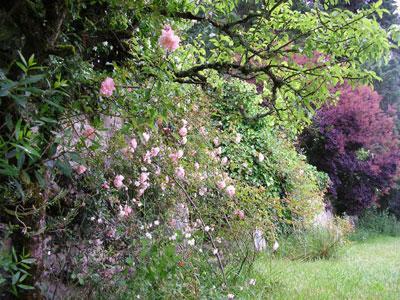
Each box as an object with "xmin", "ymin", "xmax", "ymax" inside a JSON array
[{"xmin": 301, "ymin": 84, "xmax": 400, "ymax": 215}]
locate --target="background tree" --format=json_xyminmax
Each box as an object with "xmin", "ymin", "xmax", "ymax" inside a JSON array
[{"xmin": 300, "ymin": 84, "xmax": 400, "ymax": 215}]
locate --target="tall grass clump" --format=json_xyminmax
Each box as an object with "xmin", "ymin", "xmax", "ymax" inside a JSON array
[{"xmin": 277, "ymin": 219, "xmax": 352, "ymax": 261}]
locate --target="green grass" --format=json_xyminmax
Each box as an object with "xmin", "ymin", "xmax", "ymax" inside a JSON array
[{"xmin": 245, "ymin": 236, "xmax": 400, "ymax": 300}]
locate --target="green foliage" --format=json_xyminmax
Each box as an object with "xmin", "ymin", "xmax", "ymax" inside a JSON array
[
  {"xmin": 351, "ymin": 208, "xmax": 400, "ymax": 241},
  {"xmin": 214, "ymin": 80, "xmax": 327, "ymax": 229},
  {"xmin": 0, "ymin": 246, "xmax": 36, "ymax": 296},
  {"xmin": 277, "ymin": 225, "xmax": 346, "ymax": 261}
]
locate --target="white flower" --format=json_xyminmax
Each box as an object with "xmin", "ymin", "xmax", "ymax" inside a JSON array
[
  {"xmin": 185, "ymin": 232, "xmax": 192, "ymax": 239},
  {"xmin": 212, "ymin": 248, "xmax": 218, "ymax": 255},
  {"xmin": 169, "ymin": 233, "xmax": 177, "ymax": 241},
  {"xmin": 249, "ymin": 278, "xmax": 256, "ymax": 286},
  {"xmin": 227, "ymin": 293, "xmax": 235, "ymax": 299},
  {"xmin": 154, "ymin": 220, "xmax": 160, "ymax": 226},
  {"xmin": 145, "ymin": 232, "xmax": 152, "ymax": 239},
  {"xmin": 204, "ymin": 226, "xmax": 210, "ymax": 232},
  {"xmin": 273, "ymin": 240, "xmax": 279, "ymax": 252},
  {"xmin": 235, "ymin": 133, "xmax": 242, "ymax": 144},
  {"xmin": 187, "ymin": 239, "xmax": 195, "ymax": 246},
  {"xmin": 258, "ymin": 152, "xmax": 265, "ymax": 162}
]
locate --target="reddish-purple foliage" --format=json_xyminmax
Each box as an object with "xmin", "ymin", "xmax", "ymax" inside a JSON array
[{"xmin": 301, "ymin": 84, "xmax": 400, "ymax": 215}]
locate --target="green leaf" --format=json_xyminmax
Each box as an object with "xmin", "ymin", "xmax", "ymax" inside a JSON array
[
  {"xmin": 12, "ymin": 271, "xmax": 21, "ymax": 285},
  {"xmin": 17, "ymin": 284, "xmax": 35, "ymax": 290}
]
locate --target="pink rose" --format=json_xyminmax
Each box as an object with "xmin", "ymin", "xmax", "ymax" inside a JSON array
[
  {"xmin": 129, "ymin": 138, "xmax": 138, "ymax": 151},
  {"xmin": 82, "ymin": 125, "xmax": 95, "ymax": 140},
  {"xmin": 101, "ymin": 182, "xmax": 110, "ymax": 190},
  {"xmin": 140, "ymin": 172, "xmax": 149, "ymax": 184},
  {"xmin": 155, "ymin": 166, "xmax": 161, "ymax": 176},
  {"xmin": 113, "ymin": 175, "xmax": 124, "ymax": 189},
  {"xmin": 194, "ymin": 162, "xmax": 200, "ymax": 170},
  {"xmin": 199, "ymin": 127, "xmax": 207, "ymax": 136},
  {"xmin": 216, "ymin": 180, "xmax": 226, "ymax": 190},
  {"xmin": 169, "ymin": 150, "xmax": 184, "ymax": 163},
  {"xmin": 175, "ymin": 166, "xmax": 185, "ymax": 179},
  {"xmin": 179, "ymin": 127, "xmax": 188, "ymax": 137},
  {"xmin": 75, "ymin": 165, "xmax": 87, "ymax": 175},
  {"xmin": 158, "ymin": 25, "xmax": 180, "ymax": 52},
  {"xmin": 199, "ymin": 187, "xmax": 208, "ymax": 196},
  {"xmin": 221, "ymin": 157, "xmax": 228, "ymax": 165},
  {"xmin": 142, "ymin": 132, "xmax": 150, "ymax": 143},
  {"xmin": 150, "ymin": 147, "xmax": 160, "ymax": 157},
  {"xmin": 119, "ymin": 204, "xmax": 133, "ymax": 218},
  {"xmin": 213, "ymin": 137, "xmax": 220, "ymax": 146},
  {"xmin": 226, "ymin": 185, "xmax": 236, "ymax": 198},
  {"xmin": 100, "ymin": 77, "xmax": 116, "ymax": 97},
  {"xmin": 234, "ymin": 209, "xmax": 245, "ymax": 220},
  {"xmin": 143, "ymin": 151, "xmax": 152, "ymax": 164}
]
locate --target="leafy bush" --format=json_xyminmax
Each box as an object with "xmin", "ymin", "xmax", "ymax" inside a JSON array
[
  {"xmin": 300, "ymin": 84, "xmax": 400, "ymax": 215},
  {"xmin": 214, "ymin": 80, "xmax": 328, "ymax": 231}
]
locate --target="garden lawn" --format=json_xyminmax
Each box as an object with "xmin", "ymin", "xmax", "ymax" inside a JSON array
[{"xmin": 251, "ymin": 236, "xmax": 400, "ymax": 300}]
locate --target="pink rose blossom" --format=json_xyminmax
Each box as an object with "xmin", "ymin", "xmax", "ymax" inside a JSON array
[
  {"xmin": 129, "ymin": 138, "xmax": 138, "ymax": 151},
  {"xmin": 226, "ymin": 185, "xmax": 236, "ymax": 197},
  {"xmin": 217, "ymin": 180, "xmax": 226, "ymax": 190},
  {"xmin": 142, "ymin": 132, "xmax": 150, "ymax": 143},
  {"xmin": 100, "ymin": 77, "xmax": 116, "ymax": 97},
  {"xmin": 119, "ymin": 204, "xmax": 133, "ymax": 218},
  {"xmin": 169, "ymin": 150, "xmax": 184, "ymax": 163},
  {"xmin": 213, "ymin": 137, "xmax": 220, "ymax": 146},
  {"xmin": 175, "ymin": 166, "xmax": 185, "ymax": 179},
  {"xmin": 150, "ymin": 147, "xmax": 160, "ymax": 157},
  {"xmin": 181, "ymin": 119, "xmax": 188, "ymax": 126},
  {"xmin": 75, "ymin": 165, "xmax": 87, "ymax": 175},
  {"xmin": 215, "ymin": 147, "xmax": 222, "ymax": 156},
  {"xmin": 199, "ymin": 187, "xmax": 208, "ymax": 196},
  {"xmin": 143, "ymin": 151, "xmax": 152, "ymax": 164},
  {"xmin": 194, "ymin": 162, "xmax": 200, "ymax": 170},
  {"xmin": 158, "ymin": 25, "xmax": 180, "ymax": 52},
  {"xmin": 140, "ymin": 172, "xmax": 150, "ymax": 184},
  {"xmin": 113, "ymin": 175, "xmax": 125, "ymax": 189},
  {"xmin": 155, "ymin": 166, "xmax": 161, "ymax": 176},
  {"xmin": 82, "ymin": 125, "xmax": 95, "ymax": 140},
  {"xmin": 221, "ymin": 157, "xmax": 228, "ymax": 165},
  {"xmin": 101, "ymin": 182, "xmax": 110, "ymax": 190},
  {"xmin": 199, "ymin": 127, "xmax": 207, "ymax": 136},
  {"xmin": 234, "ymin": 209, "xmax": 245, "ymax": 220},
  {"xmin": 179, "ymin": 127, "xmax": 188, "ymax": 137}
]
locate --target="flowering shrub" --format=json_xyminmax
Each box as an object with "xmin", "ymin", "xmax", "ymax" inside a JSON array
[{"xmin": 213, "ymin": 80, "xmax": 327, "ymax": 232}]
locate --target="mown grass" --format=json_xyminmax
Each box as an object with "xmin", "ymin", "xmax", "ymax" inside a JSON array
[{"xmin": 237, "ymin": 235, "xmax": 400, "ymax": 300}]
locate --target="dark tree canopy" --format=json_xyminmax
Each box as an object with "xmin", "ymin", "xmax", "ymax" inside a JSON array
[{"xmin": 301, "ymin": 84, "xmax": 400, "ymax": 215}]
